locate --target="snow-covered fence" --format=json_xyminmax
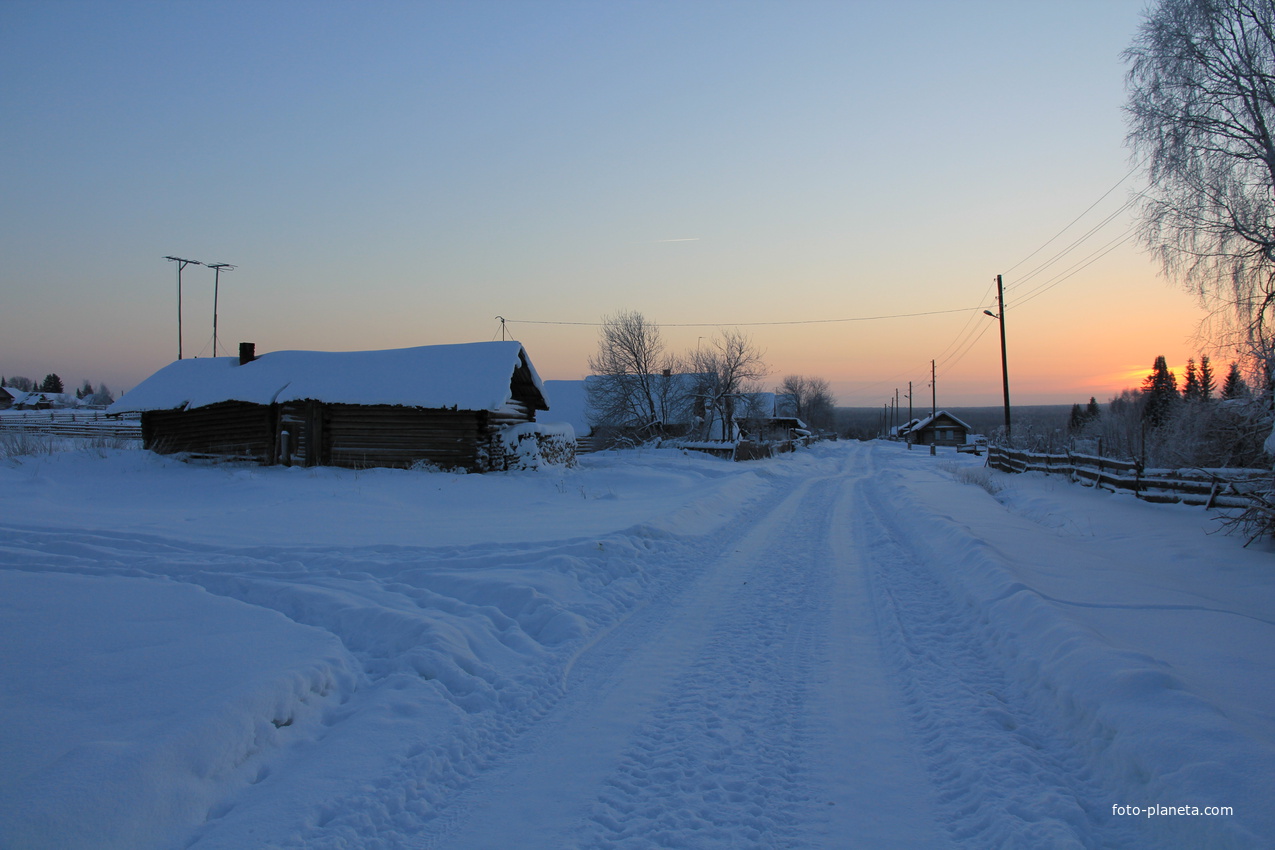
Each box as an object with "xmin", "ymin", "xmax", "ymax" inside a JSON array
[
  {"xmin": 733, "ymin": 435, "xmax": 821, "ymax": 461},
  {"xmin": 0, "ymin": 410, "xmax": 142, "ymax": 441},
  {"xmin": 987, "ymin": 446, "xmax": 1269, "ymax": 509}
]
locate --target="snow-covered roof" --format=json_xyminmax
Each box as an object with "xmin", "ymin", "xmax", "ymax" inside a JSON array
[
  {"xmin": 911, "ymin": 410, "xmax": 973, "ymax": 432},
  {"xmin": 4, "ymin": 390, "xmax": 52, "ymax": 407},
  {"xmin": 110, "ymin": 342, "xmax": 547, "ymax": 414},
  {"xmin": 895, "ymin": 417, "xmax": 922, "ymax": 435}
]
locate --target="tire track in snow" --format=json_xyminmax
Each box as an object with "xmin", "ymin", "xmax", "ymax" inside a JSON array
[
  {"xmin": 855, "ymin": 461, "xmax": 1147, "ymax": 850},
  {"xmin": 571, "ymin": 475, "xmax": 842, "ymax": 849}
]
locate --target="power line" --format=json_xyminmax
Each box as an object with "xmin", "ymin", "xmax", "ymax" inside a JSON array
[
  {"xmin": 933, "ymin": 281, "xmax": 999, "ymax": 368},
  {"xmin": 940, "ymin": 313, "xmax": 996, "ymax": 374},
  {"xmin": 1002, "ymin": 158, "xmax": 1145, "ymax": 276},
  {"xmin": 1006, "ymin": 194, "xmax": 1141, "ymax": 292},
  {"xmin": 1008, "ymin": 226, "xmax": 1140, "ymax": 309},
  {"xmin": 500, "ymin": 305, "xmax": 985, "ymax": 328}
]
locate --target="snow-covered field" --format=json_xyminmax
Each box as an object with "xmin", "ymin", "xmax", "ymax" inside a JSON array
[{"xmin": 1, "ymin": 440, "xmax": 1271, "ymax": 848}]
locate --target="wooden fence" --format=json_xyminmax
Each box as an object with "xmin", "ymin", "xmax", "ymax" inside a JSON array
[
  {"xmin": 987, "ymin": 446, "xmax": 1270, "ymax": 509},
  {"xmin": 0, "ymin": 410, "xmax": 142, "ymax": 440}
]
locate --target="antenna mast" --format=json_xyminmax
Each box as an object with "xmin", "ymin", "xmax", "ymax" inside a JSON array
[
  {"xmin": 206, "ymin": 263, "xmax": 237, "ymax": 356},
  {"xmin": 165, "ymin": 256, "xmax": 202, "ymax": 359}
]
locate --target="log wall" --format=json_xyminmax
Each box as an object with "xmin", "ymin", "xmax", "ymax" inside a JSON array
[
  {"xmin": 143, "ymin": 402, "xmax": 274, "ymax": 462},
  {"xmin": 324, "ymin": 405, "xmax": 490, "ymax": 470},
  {"xmin": 143, "ymin": 397, "xmax": 541, "ymax": 472}
]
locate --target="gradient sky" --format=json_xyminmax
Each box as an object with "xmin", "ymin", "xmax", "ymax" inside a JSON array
[{"xmin": 1, "ymin": 0, "xmax": 1213, "ymax": 407}]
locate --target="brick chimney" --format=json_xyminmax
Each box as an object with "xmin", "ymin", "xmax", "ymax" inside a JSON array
[{"xmin": 239, "ymin": 342, "xmax": 256, "ymax": 365}]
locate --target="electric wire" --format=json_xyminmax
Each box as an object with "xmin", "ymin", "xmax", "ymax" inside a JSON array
[
  {"xmin": 1002, "ymin": 159, "xmax": 1145, "ymax": 276},
  {"xmin": 500, "ymin": 305, "xmax": 986, "ymax": 328},
  {"xmin": 938, "ymin": 318, "xmax": 996, "ymax": 374},
  {"xmin": 1006, "ymin": 194, "xmax": 1141, "ymax": 292},
  {"xmin": 932, "ymin": 280, "xmax": 999, "ymax": 366},
  {"xmin": 1009, "ymin": 225, "xmax": 1140, "ymax": 309}
]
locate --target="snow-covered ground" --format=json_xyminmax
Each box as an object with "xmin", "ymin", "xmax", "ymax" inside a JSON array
[{"xmin": 0, "ymin": 440, "xmax": 1270, "ymax": 848}]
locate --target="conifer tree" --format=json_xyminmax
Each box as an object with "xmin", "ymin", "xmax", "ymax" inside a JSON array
[
  {"xmin": 1222, "ymin": 362, "xmax": 1249, "ymax": 399},
  {"xmin": 1199, "ymin": 355, "xmax": 1216, "ymax": 401},
  {"xmin": 39, "ymin": 374, "xmax": 63, "ymax": 394},
  {"xmin": 1142, "ymin": 355, "xmax": 1179, "ymax": 426},
  {"xmin": 1086, "ymin": 397, "xmax": 1100, "ymax": 419},
  {"xmin": 1068, "ymin": 403, "xmax": 1086, "ymax": 432},
  {"xmin": 1182, "ymin": 358, "xmax": 1203, "ymax": 402}
]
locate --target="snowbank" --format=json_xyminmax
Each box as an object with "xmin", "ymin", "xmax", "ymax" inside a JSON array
[
  {"xmin": 0, "ymin": 571, "xmax": 358, "ymax": 850},
  {"xmin": 873, "ymin": 448, "xmax": 1275, "ymax": 847}
]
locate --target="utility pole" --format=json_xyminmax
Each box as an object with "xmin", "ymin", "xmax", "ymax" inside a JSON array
[
  {"xmin": 206, "ymin": 263, "xmax": 236, "ymax": 357},
  {"xmin": 984, "ymin": 274, "xmax": 1011, "ymax": 437},
  {"xmin": 165, "ymin": 256, "xmax": 202, "ymax": 360},
  {"xmin": 908, "ymin": 381, "xmax": 913, "ymax": 422},
  {"xmin": 931, "ymin": 359, "xmax": 936, "ymax": 417}
]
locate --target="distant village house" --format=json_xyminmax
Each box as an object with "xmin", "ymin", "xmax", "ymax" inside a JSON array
[{"xmin": 904, "ymin": 410, "xmax": 975, "ymax": 447}]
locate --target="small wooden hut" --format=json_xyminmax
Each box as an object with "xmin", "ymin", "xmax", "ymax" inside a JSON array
[
  {"xmin": 110, "ymin": 341, "xmax": 562, "ymax": 471},
  {"xmin": 908, "ymin": 410, "xmax": 974, "ymax": 447}
]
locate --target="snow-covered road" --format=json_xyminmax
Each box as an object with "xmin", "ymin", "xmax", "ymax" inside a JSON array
[
  {"xmin": 1, "ymin": 441, "xmax": 1271, "ymax": 848},
  {"xmin": 424, "ymin": 451, "xmax": 943, "ymax": 849}
]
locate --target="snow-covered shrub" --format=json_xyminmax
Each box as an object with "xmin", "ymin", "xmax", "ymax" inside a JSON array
[
  {"xmin": 1077, "ymin": 389, "xmax": 1146, "ymax": 461},
  {"xmin": 1155, "ymin": 397, "xmax": 1272, "ymax": 469},
  {"xmin": 1218, "ymin": 483, "xmax": 1275, "ymax": 545},
  {"xmin": 499, "ymin": 422, "xmax": 577, "ymax": 471},
  {"xmin": 992, "ymin": 419, "xmax": 1068, "ymax": 453},
  {"xmin": 945, "ymin": 464, "xmax": 1004, "ymax": 496},
  {"xmin": 1219, "ymin": 422, "xmax": 1275, "ymax": 545},
  {"xmin": 1072, "ymin": 389, "xmax": 1273, "ymax": 469}
]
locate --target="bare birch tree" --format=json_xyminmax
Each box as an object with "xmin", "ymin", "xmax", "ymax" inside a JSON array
[
  {"xmin": 689, "ymin": 329, "xmax": 769, "ymax": 441},
  {"xmin": 777, "ymin": 374, "xmax": 836, "ymax": 431},
  {"xmin": 586, "ymin": 310, "xmax": 685, "ymax": 437},
  {"xmin": 1125, "ymin": 0, "xmax": 1275, "ymax": 373}
]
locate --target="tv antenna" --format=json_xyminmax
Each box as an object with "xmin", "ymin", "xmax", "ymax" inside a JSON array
[
  {"xmin": 165, "ymin": 256, "xmax": 202, "ymax": 359},
  {"xmin": 206, "ymin": 263, "xmax": 236, "ymax": 357}
]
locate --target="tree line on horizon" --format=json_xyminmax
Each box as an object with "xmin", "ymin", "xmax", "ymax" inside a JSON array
[{"xmin": 2, "ymin": 373, "xmax": 115, "ymax": 406}]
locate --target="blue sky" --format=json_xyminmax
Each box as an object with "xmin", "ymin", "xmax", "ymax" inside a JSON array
[{"xmin": 1, "ymin": 0, "xmax": 1207, "ymax": 406}]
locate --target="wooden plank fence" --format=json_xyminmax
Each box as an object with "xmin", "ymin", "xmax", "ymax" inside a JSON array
[
  {"xmin": 987, "ymin": 446, "xmax": 1270, "ymax": 509},
  {"xmin": 0, "ymin": 410, "xmax": 142, "ymax": 440}
]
